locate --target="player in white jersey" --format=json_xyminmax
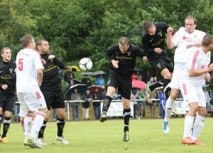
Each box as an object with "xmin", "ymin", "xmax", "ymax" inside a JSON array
[
  {"xmin": 180, "ymin": 35, "xmax": 213, "ymax": 145},
  {"xmin": 16, "ymin": 35, "xmax": 47, "ymax": 148},
  {"xmin": 162, "ymin": 16, "xmax": 206, "ymax": 134}
]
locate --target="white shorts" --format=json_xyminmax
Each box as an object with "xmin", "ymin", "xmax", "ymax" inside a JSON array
[
  {"xmin": 18, "ymin": 90, "xmax": 47, "ymax": 117},
  {"xmin": 169, "ymin": 63, "xmax": 186, "ymax": 89},
  {"xmin": 179, "ymin": 79, "xmax": 206, "ymax": 107}
]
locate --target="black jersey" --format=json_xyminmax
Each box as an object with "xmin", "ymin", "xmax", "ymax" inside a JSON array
[
  {"xmin": 0, "ymin": 61, "xmax": 16, "ymax": 93},
  {"xmin": 40, "ymin": 53, "xmax": 65, "ymax": 91},
  {"xmin": 106, "ymin": 44, "xmax": 145, "ymax": 76},
  {"xmin": 142, "ymin": 22, "xmax": 169, "ymax": 61}
]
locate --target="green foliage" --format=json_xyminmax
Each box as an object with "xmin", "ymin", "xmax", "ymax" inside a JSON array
[
  {"xmin": 0, "ymin": 0, "xmax": 212, "ymax": 70},
  {"xmin": 0, "ymin": 0, "xmax": 38, "ymax": 54}
]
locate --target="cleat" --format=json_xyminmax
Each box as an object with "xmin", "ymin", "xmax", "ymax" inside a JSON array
[
  {"xmin": 149, "ymin": 81, "xmax": 164, "ymax": 91},
  {"xmin": 162, "ymin": 121, "xmax": 169, "ymax": 134},
  {"xmin": 0, "ymin": 137, "xmax": 3, "ymax": 142},
  {"xmin": 38, "ymin": 138, "xmax": 47, "ymax": 146},
  {"xmin": 194, "ymin": 139, "xmax": 206, "ymax": 145},
  {"xmin": 0, "ymin": 137, "xmax": 9, "ymax": 143},
  {"xmin": 28, "ymin": 137, "xmax": 43, "ymax": 148},
  {"xmin": 56, "ymin": 136, "xmax": 69, "ymax": 144},
  {"xmin": 194, "ymin": 139, "xmax": 201, "ymax": 145},
  {"xmin": 24, "ymin": 138, "xmax": 31, "ymax": 146},
  {"xmin": 181, "ymin": 137, "xmax": 195, "ymax": 145},
  {"xmin": 123, "ymin": 131, "xmax": 129, "ymax": 142},
  {"xmin": 100, "ymin": 112, "xmax": 107, "ymax": 122}
]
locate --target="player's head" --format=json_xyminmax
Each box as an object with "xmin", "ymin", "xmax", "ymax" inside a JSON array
[
  {"xmin": 143, "ymin": 21, "xmax": 156, "ymax": 35},
  {"xmin": 202, "ymin": 34, "xmax": 213, "ymax": 51},
  {"xmin": 20, "ymin": 35, "xmax": 35, "ymax": 49},
  {"xmin": 36, "ymin": 39, "xmax": 49, "ymax": 54},
  {"xmin": 1, "ymin": 47, "xmax": 11, "ymax": 62},
  {"xmin": 184, "ymin": 15, "xmax": 197, "ymax": 34},
  {"xmin": 118, "ymin": 37, "xmax": 130, "ymax": 53}
]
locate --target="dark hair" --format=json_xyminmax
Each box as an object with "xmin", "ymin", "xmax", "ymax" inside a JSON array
[
  {"xmin": 36, "ymin": 39, "xmax": 48, "ymax": 46},
  {"xmin": 143, "ymin": 21, "xmax": 154, "ymax": 33},
  {"xmin": 202, "ymin": 34, "xmax": 213, "ymax": 47},
  {"xmin": 20, "ymin": 35, "xmax": 34, "ymax": 48}
]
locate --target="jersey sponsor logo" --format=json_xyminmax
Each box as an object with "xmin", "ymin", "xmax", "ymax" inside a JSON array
[
  {"xmin": 35, "ymin": 92, "xmax": 41, "ymax": 99},
  {"xmin": 156, "ymin": 63, "xmax": 162, "ymax": 69},
  {"xmin": 9, "ymin": 68, "xmax": 13, "ymax": 74}
]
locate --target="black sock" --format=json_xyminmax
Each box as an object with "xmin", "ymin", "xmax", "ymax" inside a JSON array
[
  {"xmin": 2, "ymin": 117, "xmax": 11, "ymax": 138},
  {"xmin": 149, "ymin": 79, "xmax": 171, "ymax": 91},
  {"xmin": 38, "ymin": 121, "xmax": 47, "ymax": 138},
  {"xmin": 149, "ymin": 82, "xmax": 164, "ymax": 91},
  {"xmin": 123, "ymin": 109, "xmax": 130, "ymax": 132},
  {"xmin": 161, "ymin": 79, "xmax": 170, "ymax": 87},
  {"xmin": 164, "ymin": 86, "xmax": 171, "ymax": 99},
  {"xmin": 57, "ymin": 118, "xmax": 65, "ymax": 137},
  {"xmin": 102, "ymin": 96, "xmax": 112, "ymax": 113},
  {"xmin": 0, "ymin": 114, "xmax": 2, "ymax": 136}
]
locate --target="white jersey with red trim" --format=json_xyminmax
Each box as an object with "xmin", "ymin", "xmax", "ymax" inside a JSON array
[
  {"xmin": 185, "ymin": 47, "xmax": 210, "ymax": 85},
  {"xmin": 16, "ymin": 48, "xmax": 44, "ymax": 92},
  {"xmin": 172, "ymin": 27, "xmax": 206, "ymax": 63}
]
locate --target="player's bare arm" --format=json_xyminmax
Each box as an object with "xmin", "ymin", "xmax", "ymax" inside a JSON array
[
  {"xmin": 154, "ymin": 47, "xmax": 163, "ymax": 54},
  {"xmin": 111, "ymin": 59, "xmax": 119, "ymax": 68}
]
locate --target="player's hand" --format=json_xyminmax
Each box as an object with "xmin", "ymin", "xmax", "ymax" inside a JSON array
[
  {"xmin": 205, "ymin": 73, "xmax": 211, "ymax": 82},
  {"xmin": 208, "ymin": 63, "xmax": 213, "ymax": 72},
  {"xmin": 111, "ymin": 59, "xmax": 119, "ymax": 68},
  {"xmin": 48, "ymin": 55, "xmax": 55, "ymax": 61},
  {"xmin": 41, "ymin": 59, "xmax": 46, "ymax": 65},
  {"xmin": 143, "ymin": 56, "xmax": 148, "ymax": 62},
  {"xmin": 154, "ymin": 48, "xmax": 163, "ymax": 54},
  {"xmin": 1, "ymin": 84, "xmax": 8, "ymax": 90},
  {"xmin": 167, "ymin": 27, "xmax": 174, "ymax": 35}
]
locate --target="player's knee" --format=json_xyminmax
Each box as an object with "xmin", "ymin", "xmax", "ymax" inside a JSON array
[
  {"xmin": 161, "ymin": 69, "xmax": 172, "ymax": 79},
  {"xmin": 4, "ymin": 111, "xmax": 12, "ymax": 118},
  {"xmin": 56, "ymin": 112, "xmax": 66, "ymax": 119},
  {"xmin": 189, "ymin": 103, "xmax": 198, "ymax": 115},
  {"xmin": 198, "ymin": 108, "xmax": 207, "ymax": 116}
]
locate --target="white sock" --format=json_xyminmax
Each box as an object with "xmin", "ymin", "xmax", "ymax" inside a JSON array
[
  {"xmin": 24, "ymin": 115, "xmax": 33, "ymax": 138},
  {"xmin": 191, "ymin": 114, "xmax": 204, "ymax": 140},
  {"xmin": 183, "ymin": 115, "xmax": 195, "ymax": 138},
  {"xmin": 30, "ymin": 112, "xmax": 45, "ymax": 139},
  {"xmin": 164, "ymin": 97, "xmax": 174, "ymax": 122}
]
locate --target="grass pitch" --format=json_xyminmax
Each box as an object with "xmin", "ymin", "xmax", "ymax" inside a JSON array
[{"xmin": 0, "ymin": 118, "xmax": 212, "ymax": 153}]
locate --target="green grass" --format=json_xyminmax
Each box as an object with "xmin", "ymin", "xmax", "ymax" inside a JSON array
[{"xmin": 0, "ymin": 118, "xmax": 213, "ymax": 153}]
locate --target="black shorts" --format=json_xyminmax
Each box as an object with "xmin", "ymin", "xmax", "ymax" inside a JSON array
[
  {"xmin": 150, "ymin": 57, "xmax": 173, "ymax": 73},
  {"xmin": 107, "ymin": 70, "xmax": 131, "ymax": 99},
  {"xmin": 42, "ymin": 90, "xmax": 65, "ymax": 110},
  {"xmin": 0, "ymin": 93, "xmax": 17, "ymax": 112}
]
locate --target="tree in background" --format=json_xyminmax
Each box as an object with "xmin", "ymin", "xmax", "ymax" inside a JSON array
[{"xmin": 0, "ymin": 0, "xmax": 212, "ymax": 71}]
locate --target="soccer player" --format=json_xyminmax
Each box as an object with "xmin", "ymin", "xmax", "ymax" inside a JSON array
[
  {"xmin": 0, "ymin": 47, "xmax": 16, "ymax": 143},
  {"xmin": 142, "ymin": 21, "xmax": 174, "ymax": 90},
  {"xmin": 16, "ymin": 35, "xmax": 47, "ymax": 148},
  {"xmin": 100, "ymin": 37, "xmax": 146, "ymax": 142},
  {"xmin": 36, "ymin": 39, "xmax": 69, "ymax": 145},
  {"xmin": 163, "ymin": 16, "xmax": 206, "ymax": 134},
  {"xmin": 180, "ymin": 35, "xmax": 213, "ymax": 144}
]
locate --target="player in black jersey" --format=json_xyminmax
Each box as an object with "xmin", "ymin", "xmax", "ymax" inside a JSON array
[
  {"xmin": 0, "ymin": 47, "xmax": 16, "ymax": 143},
  {"xmin": 36, "ymin": 39, "xmax": 69, "ymax": 145},
  {"xmin": 100, "ymin": 37, "xmax": 146, "ymax": 142},
  {"xmin": 142, "ymin": 21, "xmax": 174, "ymax": 90}
]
